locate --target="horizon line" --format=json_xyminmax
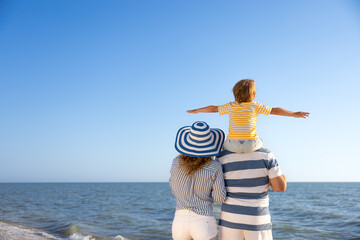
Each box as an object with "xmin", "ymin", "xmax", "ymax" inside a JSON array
[{"xmin": 0, "ymin": 181, "xmax": 359, "ymax": 184}]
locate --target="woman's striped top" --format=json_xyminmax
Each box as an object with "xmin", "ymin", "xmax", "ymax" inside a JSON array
[
  {"xmin": 218, "ymin": 101, "xmax": 272, "ymax": 140},
  {"xmin": 169, "ymin": 157, "xmax": 227, "ymax": 216}
]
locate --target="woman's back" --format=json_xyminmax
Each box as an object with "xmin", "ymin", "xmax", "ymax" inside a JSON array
[{"xmin": 170, "ymin": 157, "xmax": 226, "ymax": 216}]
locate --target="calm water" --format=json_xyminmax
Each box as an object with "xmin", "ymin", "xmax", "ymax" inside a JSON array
[{"xmin": 0, "ymin": 183, "xmax": 359, "ymax": 240}]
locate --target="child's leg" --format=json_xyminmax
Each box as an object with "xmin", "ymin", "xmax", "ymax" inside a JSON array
[{"xmin": 224, "ymin": 138, "xmax": 263, "ymax": 153}]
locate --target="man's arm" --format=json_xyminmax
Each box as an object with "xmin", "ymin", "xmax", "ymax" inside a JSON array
[
  {"xmin": 269, "ymin": 175, "xmax": 287, "ymax": 192},
  {"xmin": 187, "ymin": 105, "xmax": 218, "ymax": 114},
  {"xmin": 270, "ymin": 108, "xmax": 309, "ymax": 118}
]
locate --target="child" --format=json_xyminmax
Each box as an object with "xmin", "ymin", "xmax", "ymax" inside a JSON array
[{"xmin": 187, "ymin": 79, "xmax": 309, "ymax": 153}]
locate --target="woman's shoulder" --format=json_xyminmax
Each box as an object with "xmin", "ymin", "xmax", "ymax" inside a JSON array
[
  {"xmin": 172, "ymin": 156, "xmax": 180, "ymax": 165},
  {"xmin": 204, "ymin": 159, "xmax": 222, "ymax": 172}
]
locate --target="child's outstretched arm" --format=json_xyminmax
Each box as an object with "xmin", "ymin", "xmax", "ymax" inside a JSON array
[
  {"xmin": 187, "ymin": 105, "xmax": 218, "ymax": 114},
  {"xmin": 270, "ymin": 108, "xmax": 309, "ymax": 118}
]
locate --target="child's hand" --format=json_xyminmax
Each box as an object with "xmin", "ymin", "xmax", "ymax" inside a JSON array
[
  {"xmin": 187, "ymin": 109, "xmax": 199, "ymax": 114},
  {"xmin": 294, "ymin": 112, "xmax": 310, "ymax": 118}
]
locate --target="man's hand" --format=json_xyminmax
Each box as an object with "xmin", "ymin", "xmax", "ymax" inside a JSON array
[{"xmin": 293, "ymin": 111, "xmax": 310, "ymax": 118}]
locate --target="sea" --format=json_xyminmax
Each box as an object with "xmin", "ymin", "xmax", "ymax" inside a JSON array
[{"xmin": 0, "ymin": 182, "xmax": 359, "ymax": 240}]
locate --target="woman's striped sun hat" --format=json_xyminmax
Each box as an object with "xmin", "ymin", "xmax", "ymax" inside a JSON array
[{"xmin": 175, "ymin": 121, "xmax": 225, "ymax": 157}]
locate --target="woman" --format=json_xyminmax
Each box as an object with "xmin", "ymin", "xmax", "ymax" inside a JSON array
[{"xmin": 170, "ymin": 121, "xmax": 226, "ymax": 240}]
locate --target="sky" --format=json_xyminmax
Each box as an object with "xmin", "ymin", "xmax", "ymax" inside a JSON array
[{"xmin": 0, "ymin": 0, "xmax": 359, "ymax": 182}]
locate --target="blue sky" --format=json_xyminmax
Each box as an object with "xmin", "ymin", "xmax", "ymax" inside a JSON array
[{"xmin": 0, "ymin": 0, "xmax": 359, "ymax": 182}]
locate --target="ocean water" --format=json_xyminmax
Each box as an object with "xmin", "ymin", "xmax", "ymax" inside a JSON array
[{"xmin": 0, "ymin": 182, "xmax": 359, "ymax": 240}]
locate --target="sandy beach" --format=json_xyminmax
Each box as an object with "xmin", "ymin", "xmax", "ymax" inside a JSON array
[{"xmin": 0, "ymin": 221, "xmax": 58, "ymax": 240}]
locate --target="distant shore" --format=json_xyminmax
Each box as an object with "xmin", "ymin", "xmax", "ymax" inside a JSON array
[{"xmin": 0, "ymin": 221, "xmax": 58, "ymax": 240}]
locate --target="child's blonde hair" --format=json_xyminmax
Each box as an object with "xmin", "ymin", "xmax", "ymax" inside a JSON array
[{"xmin": 233, "ymin": 79, "xmax": 256, "ymax": 103}]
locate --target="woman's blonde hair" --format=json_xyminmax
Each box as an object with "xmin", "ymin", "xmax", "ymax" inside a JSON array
[
  {"xmin": 233, "ymin": 79, "xmax": 256, "ymax": 103},
  {"xmin": 178, "ymin": 154, "xmax": 213, "ymax": 176}
]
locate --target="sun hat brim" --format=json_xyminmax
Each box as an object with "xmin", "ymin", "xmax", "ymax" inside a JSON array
[{"xmin": 175, "ymin": 126, "xmax": 225, "ymax": 157}]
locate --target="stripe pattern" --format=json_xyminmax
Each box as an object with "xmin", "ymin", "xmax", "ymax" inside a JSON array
[
  {"xmin": 218, "ymin": 148, "xmax": 283, "ymax": 231},
  {"xmin": 218, "ymin": 101, "xmax": 272, "ymax": 140},
  {"xmin": 169, "ymin": 157, "xmax": 226, "ymax": 216},
  {"xmin": 175, "ymin": 121, "xmax": 225, "ymax": 157}
]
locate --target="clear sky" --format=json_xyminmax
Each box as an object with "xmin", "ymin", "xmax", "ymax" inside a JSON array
[{"xmin": 1, "ymin": 0, "xmax": 359, "ymax": 182}]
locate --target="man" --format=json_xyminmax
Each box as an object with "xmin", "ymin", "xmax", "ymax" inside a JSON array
[{"xmin": 218, "ymin": 148, "xmax": 287, "ymax": 240}]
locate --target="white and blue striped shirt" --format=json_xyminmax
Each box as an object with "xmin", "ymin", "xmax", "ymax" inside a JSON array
[
  {"xmin": 169, "ymin": 157, "xmax": 227, "ymax": 216},
  {"xmin": 218, "ymin": 148, "xmax": 283, "ymax": 231}
]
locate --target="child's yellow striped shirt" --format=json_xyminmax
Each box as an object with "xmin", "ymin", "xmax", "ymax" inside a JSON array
[{"xmin": 218, "ymin": 101, "xmax": 272, "ymax": 140}]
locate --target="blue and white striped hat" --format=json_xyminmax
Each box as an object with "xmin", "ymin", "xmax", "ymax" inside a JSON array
[{"xmin": 175, "ymin": 121, "xmax": 225, "ymax": 157}]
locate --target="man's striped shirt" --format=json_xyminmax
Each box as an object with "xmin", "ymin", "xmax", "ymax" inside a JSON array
[
  {"xmin": 169, "ymin": 157, "xmax": 227, "ymax": 216},
  {"xmin": 218, "ymin": 148, "xmax": 283, "ymax": 231},
  {"xmin": 218, "ymin": 101, "xmax": 272, "ymax": 140}
]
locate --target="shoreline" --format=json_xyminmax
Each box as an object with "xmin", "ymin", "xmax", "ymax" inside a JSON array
[
  {"xmin": 0, "ymin": 221, "xmax": 59, "ymax": 240},
  {"xmin": 0, "ymin": 221, "xmax": 128, "ymax": 240}
]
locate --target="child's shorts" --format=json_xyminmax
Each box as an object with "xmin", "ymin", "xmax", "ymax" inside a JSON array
[
  {"xmin": 172, "ymin": 209, "xmax": 217, "ymax": 240},
  {"xmin": 224, "ymin": 138, "xmax": 263, "ymax": 153}
]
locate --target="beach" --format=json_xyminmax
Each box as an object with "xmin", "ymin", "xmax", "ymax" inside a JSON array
[
  {"xmin": 0, "ymin": 221, "xmax": 58, "ymax": 240},
  {"xmin": 0, "ymin": 221, "xmax": 127, "ymax": 240}
]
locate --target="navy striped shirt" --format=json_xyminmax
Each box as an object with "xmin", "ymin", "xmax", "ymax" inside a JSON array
[
  {"xmin": 218, "ymin": 148, "xmax": 283, "ymax": 231},
  {"xmin": 169, "ymin": 157, "xmax": 227, "ymax": 216}
]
